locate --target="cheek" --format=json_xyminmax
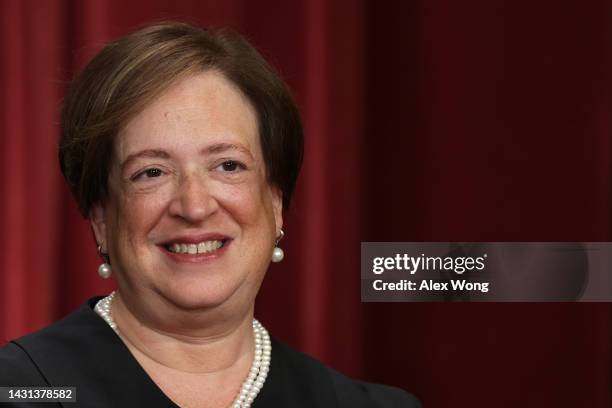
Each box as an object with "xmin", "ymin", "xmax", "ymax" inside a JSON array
[
  {"xmin": 216, "ymin": 180, "xmax": 275, "ymax": 228},
  {"xmin": 110, "ymin": 187, "xmax": 171, "ymax": 243}
]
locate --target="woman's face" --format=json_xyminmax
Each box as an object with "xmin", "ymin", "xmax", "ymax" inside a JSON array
[{"xmin": 91, "ymin": 71, "xmax": 282, "ymax": 314}]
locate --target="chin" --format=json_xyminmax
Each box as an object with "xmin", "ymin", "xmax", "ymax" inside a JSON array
[{"xmin": 161, "ymin": 278, "xmax": 242, "ymax": 311}]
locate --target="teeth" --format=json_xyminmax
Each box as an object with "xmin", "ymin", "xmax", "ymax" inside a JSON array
[{"xmin": 167, "ymin": 240, "xmax": 224, "ymax": 254}]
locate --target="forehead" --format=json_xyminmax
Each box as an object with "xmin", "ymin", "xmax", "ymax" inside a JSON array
[{"xmin": 115, "ymin": 71, "xmax": 259, "ymax": 160}]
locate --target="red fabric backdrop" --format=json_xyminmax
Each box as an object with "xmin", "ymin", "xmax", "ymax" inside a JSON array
[{"xmin": 1, "ymin": 0, "xmax": 611, "ymax": 406}]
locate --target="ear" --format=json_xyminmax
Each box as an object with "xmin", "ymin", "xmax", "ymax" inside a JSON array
[
  {"xmin": 270, "ymin": 185, "xmax": 283, "ymax": 234},
  {"xmin": 89, "ymin": 202, "xmax": 108, "ymax": 252}
]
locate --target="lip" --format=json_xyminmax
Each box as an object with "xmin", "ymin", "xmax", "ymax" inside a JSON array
[
  {"xmin": 158, "ymin": 239, "xmax": 231, "ymax": 264},
  {"xmin": 158, "ymin": 233, "xmax": 232, "ymax": 264},
  {"xmin": 159, "ymin": 233, "xmax": 231, "ymax": 246}
]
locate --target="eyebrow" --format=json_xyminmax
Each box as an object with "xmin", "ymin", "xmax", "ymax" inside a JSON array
[
  {"xmin": 120, "ymin": 143, "xmax": 254, "ymax": 171},
  {"xmin": 120, "ymin": 149, "xmax": 170, "ymax": 172},
  {"xmin": 203, "ymin": 142, "xmax": 253, "ymax": 158}
]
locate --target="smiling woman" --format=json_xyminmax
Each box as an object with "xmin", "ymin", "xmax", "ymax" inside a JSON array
[
  {"xmin": 92, "ymin": 71, "xmax": 279, "ymax": 318},
  {"xmin": 0, "ymin": 22, "xmax": 420, "ymax": 407}
]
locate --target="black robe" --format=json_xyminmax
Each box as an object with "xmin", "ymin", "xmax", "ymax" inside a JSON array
[{"xmin": 0, "ymin": 298, "xmax": 420, "ymax": 407}]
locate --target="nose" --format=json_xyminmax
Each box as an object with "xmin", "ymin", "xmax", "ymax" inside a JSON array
[{"xmin": 168, "ymin": 171, "xmax": 218, "ymax": 223}]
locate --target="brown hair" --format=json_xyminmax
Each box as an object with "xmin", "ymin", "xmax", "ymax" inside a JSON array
[{"xmin": 59, "ymin": 22, "xmax": 303, "ymax": 217}]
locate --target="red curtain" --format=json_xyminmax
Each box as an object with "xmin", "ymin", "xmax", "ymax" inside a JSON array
[{"xmin": 1, "ymin": 1, "xmax": 610, "ymax": 406}]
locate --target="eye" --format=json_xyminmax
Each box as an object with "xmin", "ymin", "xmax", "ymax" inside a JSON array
[
  {"xmin": 217, "ymin": 160, "xmax": 245, "ymax": 172},
  {"xmin": 132, "ymin": 167, "xmax": 164, "ymax": 181},
  {"xmin": 144, "ymin": 168, "xmax": 162, "ymax": 177}
]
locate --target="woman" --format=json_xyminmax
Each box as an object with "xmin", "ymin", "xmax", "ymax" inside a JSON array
[{"xmin": 0, "ymin": 22, "xmax": 420, "ymax": 407}]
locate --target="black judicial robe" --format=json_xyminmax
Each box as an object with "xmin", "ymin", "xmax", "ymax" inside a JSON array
[{"xmin": 0, "ymin": 298, "xmax": 420, "ymax": 407}]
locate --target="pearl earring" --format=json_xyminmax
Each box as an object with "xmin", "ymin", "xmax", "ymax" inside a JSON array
[
  {"xmin": 271, "ymin": 229, "xmax": 284, "ymax": 263},
  {"xmin": 97, "ymin": 244, "xmax": 112, "ymax": 279}
]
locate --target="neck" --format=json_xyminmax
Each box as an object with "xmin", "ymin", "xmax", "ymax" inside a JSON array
[{"xmin": 111, "ymin": 290, "xmax": 255, "ymax": 374}]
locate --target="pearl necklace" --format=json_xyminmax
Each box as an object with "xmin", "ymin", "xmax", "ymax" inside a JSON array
[{"xmin": 94, "ymin": 291, "xmax": 271, "ymax": 408}]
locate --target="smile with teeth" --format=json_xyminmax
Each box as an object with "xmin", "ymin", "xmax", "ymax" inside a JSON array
[{"xmin": 166, "ymin": 240, "xmax": 225, "ymax": 254}]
